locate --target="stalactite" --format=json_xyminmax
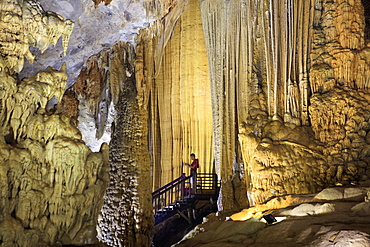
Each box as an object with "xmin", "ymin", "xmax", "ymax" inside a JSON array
[
  {"xmin": 261, "ymin": 1, "xmax": 273, "ymax": 118},
  {"xmin": 240, "ymin": 0, "xmax": 255, "ymax": 122},
  {"xmin": 271, "ymin": 0, "xmax": 279, "ymax": 119},
  {"xmin": 0, "ymin": 51, "xmax": 108, "ymax": 247},
  {"xmin": 282, "ymin": 0, "xmax": 289, "ymax": 120},
  {"xmin": 0, "ymin": 0, "xmax": 73, "ymax": 73},
  {"xmin": 201, "ymin": 0, "xmax": 250, "ymax": 211},
  {"xmin": 136, "ymin": 0, "xmax": 213, "ymax": 189}
]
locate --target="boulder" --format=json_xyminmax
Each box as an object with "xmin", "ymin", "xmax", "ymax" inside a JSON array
[
  {"xmin": 314, "ymin": 188, "xmax": 344, "ymax": 201},
  {"xmin": 280, "ymin": 203, "xmax": 335, "ymax": 216}
]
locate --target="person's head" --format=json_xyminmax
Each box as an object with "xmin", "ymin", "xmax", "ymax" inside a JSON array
[{"xmin": 190, "ymin": 153, "xmax": 196, "ymax": 160}]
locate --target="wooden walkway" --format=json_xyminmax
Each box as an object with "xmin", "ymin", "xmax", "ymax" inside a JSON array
[{"xmin": 152, "ymin": 173, "xmax": 220, "ymax": 225}]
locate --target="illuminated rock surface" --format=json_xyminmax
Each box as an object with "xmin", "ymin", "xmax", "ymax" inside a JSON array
[
  {"xmin": 2, "ymin": 0, "xmax": 370, "ymax": 246},
  {"xmin": 174, "ymin": 186, "xmax": 370, "ymax": 247},
  {"xmin": 201, "ymin": 0, "xmax": 370, "ymax": 206},
  {"xmin": 0, "ymin": 0, "xmax": 109, "ymax": 246}
]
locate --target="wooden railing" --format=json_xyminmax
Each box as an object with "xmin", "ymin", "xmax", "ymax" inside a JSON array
[
  {"xmin": 196, "ymin": 173, "xmax": 220, "ymax": 193},
  {"xmin": 152, "ymin": 173, "xmax": 191, "ymax": 212},
  {"xmin": 152, "ymin": 173, "xmax": 220, "ymax": 213}
]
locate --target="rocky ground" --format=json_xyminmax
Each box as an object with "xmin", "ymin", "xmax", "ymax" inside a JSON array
[{"xmin": 173, "ymin": 183, "xmax": 370, "ymax": 247}]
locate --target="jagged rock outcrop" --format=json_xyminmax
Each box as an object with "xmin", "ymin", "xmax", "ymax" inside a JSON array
[
  {"xmin": 0, "ymin": 64, "xmax": 109, "ymax": 246},
  {"xmin": 0, "ymin": 1, "xmax": 109, "ymax": 246}
]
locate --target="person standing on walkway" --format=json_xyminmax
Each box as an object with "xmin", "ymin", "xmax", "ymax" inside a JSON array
[{"xmin": 185, "ymin": 153, "xmax": 199, "ymax": 194}]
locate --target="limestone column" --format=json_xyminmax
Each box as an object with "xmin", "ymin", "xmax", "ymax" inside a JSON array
[{"xmin": 98, "ymin": 43, "xmax": 152, "ymax": 247}]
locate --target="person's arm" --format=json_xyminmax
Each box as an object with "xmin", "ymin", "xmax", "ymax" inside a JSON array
[{"xmin": 189, "ymin": 160, "xmax": 198, "ymax": 169}]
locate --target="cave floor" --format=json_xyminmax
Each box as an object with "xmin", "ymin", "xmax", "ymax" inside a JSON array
[{"xmin": 174, "ymin": 186, "xmax": 370, "ymax": 247}]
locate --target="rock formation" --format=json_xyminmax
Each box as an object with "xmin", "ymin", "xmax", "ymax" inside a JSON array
[
  {"xmin": 95, "ymin": 42, "xmax": 152, "ymax": 247},
  {"xmin": 199, "ymin": 0, "xmax": 370, "ymax": 206},
  {"xmin": 175, "ymin": 186, "xmax": 370, "ymax": 246},
  {"xmin": 2, "ymin": 0, "xmax": 370, "ymax": 246},
  {"xmin": 0, "ymin": 1, "xmax": 108, "ymax": 246}
]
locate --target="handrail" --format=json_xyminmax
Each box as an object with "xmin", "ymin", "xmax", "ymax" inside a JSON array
[
  {"xmin": 152, "ymin": 173, "xmax": 189, "ymax": 197},
  {"xmin": 196, "ymin": 173, "xmax": 220, "ymax": 193},
  {"xmin": 152, "ymin": 172, "xmax": 220, "ymax": 214},
  {"xmin": 152, "ymin": 173, "xmax": 191, "ymax": 212}
]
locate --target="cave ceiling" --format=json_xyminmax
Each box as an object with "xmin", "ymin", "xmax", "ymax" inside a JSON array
[{"xmin": 20, "ymin": 0, "xmax": 154, "ymax": 88}]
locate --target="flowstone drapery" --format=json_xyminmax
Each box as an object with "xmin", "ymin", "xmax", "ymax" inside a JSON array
[
  {"xmin": 201, "ymin": 0, "xmax": 370, "ymax": 205},
  {"xmin": 149, "ymin": 0, "xmax": 213, "ymax": 189}
]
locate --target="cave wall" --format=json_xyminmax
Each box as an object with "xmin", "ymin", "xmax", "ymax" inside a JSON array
[
  {"xmin": 0, "ymin": 1, "xmax": 109, "ymax": 246},
  {"xmin": 3, "ymin": 0, "xmax": 370, "ymax": 245},
  {"xmin": 64, "ymin": 0, "xmax": 370, "ymax": 214},
  {"xmin": 199, "ymin": 0, "xmax": 370, "ymax": 205},
  {"xmin": 151, "ymin": 0, "xmax": 213, "ymax": 188}
]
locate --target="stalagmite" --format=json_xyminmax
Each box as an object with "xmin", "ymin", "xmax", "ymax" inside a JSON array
[{"xmin": 97, "ymin": 42, "xmax": 153, "ymax": 247}]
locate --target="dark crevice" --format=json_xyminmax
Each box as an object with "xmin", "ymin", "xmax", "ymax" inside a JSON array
[
  {"xmin": 362, "ymin": 0, "xmax": 370, "ymax": 41},
  {"xmin": 4, "ymin": 129, "xmax": 16, "ymax": 145}
]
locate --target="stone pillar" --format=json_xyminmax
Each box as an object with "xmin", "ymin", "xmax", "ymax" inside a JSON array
[{"xmin": 98, "ymin": 43, "xmax": 152, "ymax": 247}]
